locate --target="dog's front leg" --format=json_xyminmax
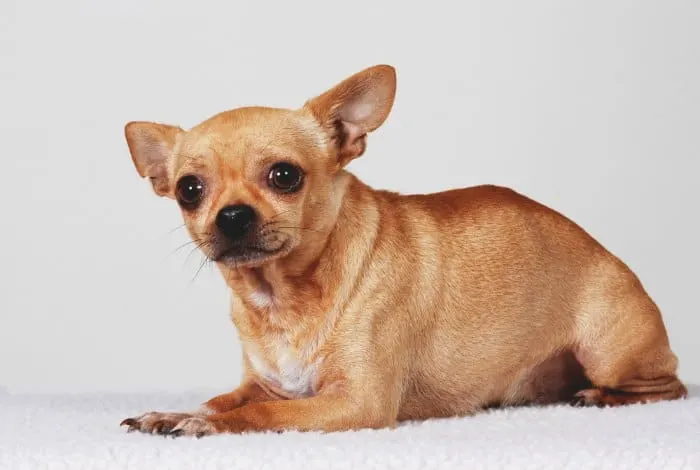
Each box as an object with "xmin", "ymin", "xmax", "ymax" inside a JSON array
[
  {"xmin": 121, "ymin": 379, "xmax": 275, "ymax": 434},
  {"xmin": 202, "ymin": 378, "xmax": 277, "ymax": 413},
  {"xmin": 168, "ymin": 392, "xmax": 397, "ymax": 437}
]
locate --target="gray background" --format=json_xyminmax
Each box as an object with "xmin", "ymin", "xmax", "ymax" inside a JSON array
[{"xmin": 0, "ymin": 0, "xmax": 698, "ymax": 393}]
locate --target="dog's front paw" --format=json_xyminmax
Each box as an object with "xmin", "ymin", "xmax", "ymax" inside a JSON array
[
  {"xmin": 167, "ymin": 416, "xmax": 220, "ymax": 438},
  {"xmin": 570, "ymin": 388, "xmax": 608, "ymax": 408},
  {"xmin": 120, "ymin": 411, "xmax": 194, "ymax": 435}
]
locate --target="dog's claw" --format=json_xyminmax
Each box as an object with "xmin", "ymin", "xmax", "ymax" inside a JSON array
[
  {"xmin": 157, "ymin": 422, "xmax": 176, "ymax": 435},
  {"xmin": 569, "ymin": 397, "xmax": 585, "ymax": 407},
  {"xmin": 168, "ymin": 429, "xmax": 184, "ymax": 438},
  {"xmin": 121, "ymin": 417, "xmax": 143, "ymax": 433}
]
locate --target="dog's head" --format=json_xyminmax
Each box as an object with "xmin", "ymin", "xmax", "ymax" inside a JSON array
[{"xmin": 125, "ymin": 65, "xmax": 396, "ymax": 268}]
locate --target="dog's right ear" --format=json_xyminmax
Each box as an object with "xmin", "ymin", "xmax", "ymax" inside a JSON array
[{"xmin": 124, "ymin": 122, "xmax": 184, "ymax": 198}]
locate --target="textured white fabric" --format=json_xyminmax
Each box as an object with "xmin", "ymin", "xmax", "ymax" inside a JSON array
[{"xmin": 1, "ymin": 386, "xmax": 698, "ymax": 470}]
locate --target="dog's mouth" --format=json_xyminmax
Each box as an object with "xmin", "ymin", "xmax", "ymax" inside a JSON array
[{"xmin": 210, "ymin": 238, "xmax": 292, "ymax": 267}]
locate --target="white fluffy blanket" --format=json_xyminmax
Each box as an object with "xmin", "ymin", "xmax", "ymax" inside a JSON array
[{"xmin": 1, "ymin": 386, "xmax": 698, "ymax": 469}]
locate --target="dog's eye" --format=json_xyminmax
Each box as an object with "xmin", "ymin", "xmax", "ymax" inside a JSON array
[
  {"xmin": 175, "ymin": 175, "xmax": 205, "ymax": 209},
  {"xmin": 268, "ymin": 163, "xmax": 303, "ymax": 193}
]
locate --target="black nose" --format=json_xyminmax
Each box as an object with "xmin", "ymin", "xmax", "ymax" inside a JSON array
[{"xmin": 215, "ymin": 204, "xmax": 257, "ymax": 240}]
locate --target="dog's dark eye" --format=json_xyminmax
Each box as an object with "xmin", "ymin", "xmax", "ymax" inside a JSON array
[
  {"xmin": 268, "ymin": 163, "xmax": 303, "ymax": 193},
  {"xmin": 175, "ymin": 175, "xmax": 205, "ymax": 209}
]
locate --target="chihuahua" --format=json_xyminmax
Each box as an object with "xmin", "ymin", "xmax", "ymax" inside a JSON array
[{"xmin": 121, "ymin": 65, "xmax": 686, "ymax": 437}]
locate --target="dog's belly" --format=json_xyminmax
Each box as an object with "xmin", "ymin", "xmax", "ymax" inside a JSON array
[
  {"xmin": 497, "ymin": 350, "xmax": 590, "ymax": 406},
  {"xmin": 397, "ymin": 350, "xmax": 589, "ymax": 421}
]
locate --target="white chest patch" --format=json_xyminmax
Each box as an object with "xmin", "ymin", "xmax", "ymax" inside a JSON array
[
  {"xmin": 247, "ymin": 340, "xmax": 321, "ymax": 397},
  {"xmin": 249, "ymin": 290, "xmax": 273, "ymax": 309}
]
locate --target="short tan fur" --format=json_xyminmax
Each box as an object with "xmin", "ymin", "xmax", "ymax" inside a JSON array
[{"xmin": 121, "ymin": 65, "xmax": 686, "ymax": 437}]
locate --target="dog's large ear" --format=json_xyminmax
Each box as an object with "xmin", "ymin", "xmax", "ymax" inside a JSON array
[
  {"xmin": 124, "ymin": 122, "xmax": 184, "ymax": 197},
  {"xmin": 304, "ymin": 64, "xmax": 396, "ymax": 168}
]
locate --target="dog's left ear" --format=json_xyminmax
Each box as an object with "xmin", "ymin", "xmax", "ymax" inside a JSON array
[
  {"xmin": 124, "ymin": 121, "xmax": 184, "ymax": 198},
  {"xmin": 304, "ymin": 64, "xmax": 396, "ymax": 168}
]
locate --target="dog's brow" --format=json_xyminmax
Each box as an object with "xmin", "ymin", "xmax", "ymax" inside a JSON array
[{"xmin": 178, "ymin": 157, "xmax": 209, "ymax": 173}]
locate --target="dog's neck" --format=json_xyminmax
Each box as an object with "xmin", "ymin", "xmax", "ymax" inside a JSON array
[{"xmin": 218, "ymin": 172, "xmax": 381, "ymax": 336}]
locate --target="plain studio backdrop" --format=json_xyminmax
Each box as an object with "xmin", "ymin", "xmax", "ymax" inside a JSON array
[{"xmin": 0, "ymin": 0, "xmax": 698, "ymax": 394}]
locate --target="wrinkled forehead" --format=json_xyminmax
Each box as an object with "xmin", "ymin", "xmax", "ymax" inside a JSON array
[{"xmin": 174, "ymin": 107, "xmax": 326, "ymax": 172}]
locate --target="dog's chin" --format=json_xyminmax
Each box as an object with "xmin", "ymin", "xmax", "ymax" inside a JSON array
[{"xmin": 211, "ymin": 241, "xmax": 292, "ymax": 269}]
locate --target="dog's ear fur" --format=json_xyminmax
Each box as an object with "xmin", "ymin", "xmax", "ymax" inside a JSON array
[
  {"xmin": 124, "ymin": 122, "xmax": 184, "ymax": 197},
  {"xmin": 304, "ymin": 65, "xmax": 397, "ymax": 168}
]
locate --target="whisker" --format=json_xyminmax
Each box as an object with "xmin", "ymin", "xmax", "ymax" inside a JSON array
[
  {"xmin": 167, "ymin": 224, "xmax": 186, "ymax": 235},
  {"xmin": 160, "ymin": 238, "xmax": 202, "ymax": 263},
  {"xmin": 171, "ymin": 239, "xmax": 199, "ymax": 255},
  {"xmin": 190, "ymin": 255, "xmax": 211, "ymax": 283},
  {"xmin": 185, "ymin": 240, "xmax": 209, "ymax": 265},
  {"xmin": 260, "ymin": 219, "xmax": 324, "ymax": 234},
  {"xmin": 268, "ymin": 226, "xmax": 324, "ymax": 234},
  {"xmin": 268, "ymin": 209, "xmax": 292, "ymax": 222}
]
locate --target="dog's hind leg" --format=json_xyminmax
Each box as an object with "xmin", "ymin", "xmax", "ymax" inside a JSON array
[{"xmin": 570, "ymin": 268, "xmax": 687, "ymax": 407}]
